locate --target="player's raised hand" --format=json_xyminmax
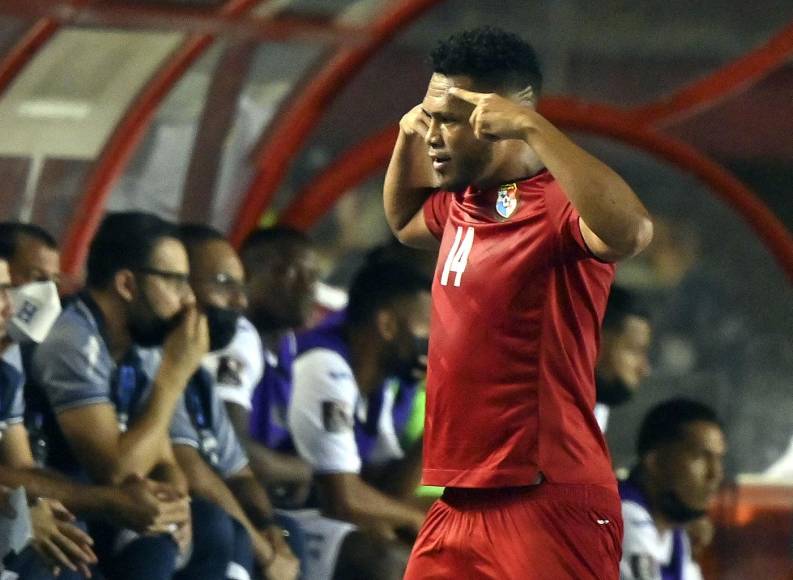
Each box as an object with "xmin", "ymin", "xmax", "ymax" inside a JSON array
[
  {"xmin": 399, "ymin": 104, "xmax": 431, "ymax": 139},
  {"xmin": 448, "ymin": 87, "xmax": 535, "ymax": 142}
]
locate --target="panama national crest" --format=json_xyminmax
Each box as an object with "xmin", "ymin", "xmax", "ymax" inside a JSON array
[{"xmin": 495, "ymin": 183, "xmax": 518, "ymax": 219}]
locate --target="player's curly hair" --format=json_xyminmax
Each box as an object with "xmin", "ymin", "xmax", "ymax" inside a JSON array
[{"xmin": 431, "ymin": 26, "xmax": 543, "ymax": 95}]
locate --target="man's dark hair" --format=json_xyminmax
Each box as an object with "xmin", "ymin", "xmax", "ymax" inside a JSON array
[
  {"xmin": 241, "ymin": 226, "xmax": 310, "ymax": 253},
  {"xmin": 0, "ymin": 222, "xmax": 58, "ymax": 261},
  {"xmin": 177, "ymin": 223, "xmax": 226, "ymax": 259},
  {"xmin": 87, "ymin": 212, "xmax": 177, "ymax": 289},
  {"xmin": 346, "ymin": 260, "xmax": 431, "ymax": 328},
  {"xmin": 602, "ymin": 286, "xmax": 650, "ymax": 332},
  {"xmin": 637, "ymin": 398, "xmax": 722, "ymax": 457},
  {"xmin": 431, "ymin": 26, "xmax": 543, "ymax": 95},
  {"xmin": 240, "ymin": 226, "xmax": 311, "ymax": 263}
]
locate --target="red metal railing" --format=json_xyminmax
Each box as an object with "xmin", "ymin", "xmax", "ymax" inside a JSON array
[
  {"xmin": 60, "ymin": 0, "xmax": 262, "ymax": 276},
  {"xmin": 229, "ymin": 0, "xmax": 444, "ymax": 247}
]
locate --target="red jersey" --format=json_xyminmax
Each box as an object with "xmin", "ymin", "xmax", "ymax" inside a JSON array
[{"xmin": 421, "ymin": 170, "xmax": 616, "ymax": 490}]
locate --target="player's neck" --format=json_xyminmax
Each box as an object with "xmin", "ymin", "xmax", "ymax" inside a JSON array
[
  {"xmin": 89, "ymin": 289, "xmax": 133, "ymax": 362},
  {"xmin": 641, "ymin": 478, "xmax": 676, "ymax": 533},
  {"xmin": 475, "ymin": 147, "xmax": 545, "ymax": 191}
]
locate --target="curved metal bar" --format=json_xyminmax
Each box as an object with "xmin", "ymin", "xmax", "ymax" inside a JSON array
[
  {"xmin": 60, "ymin": 0, "xmax": 262, "ymax": 276},
  {"xmin": 0, "ymin": 19, "xmax": 58, "ymax": 95},
  {"xmin": 0, "ymin": 0, "xmax": 95, "ymax": 96},
  {"xmin": 631, "ymin": 21, "xmax": 793, "ymax": 126},
  {"xmin": 229, "ymin": 0, "xmax": 445, "ymax": 247},
  {"xmin": 278, "ymin": 97, "xmax": 793, "ymax": 285},
  {"xmin": 279, "ymin": 125, "xmax": 398, "ymax": 230}
]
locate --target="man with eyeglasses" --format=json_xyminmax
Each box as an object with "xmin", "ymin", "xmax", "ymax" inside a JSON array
[
  {"xmin": 174, "ymin": 223, "xmax": 299, "ymax": 580},
  {"xmin": 31, "ymin": 212, "xmax": 252, "ymax": 579}
]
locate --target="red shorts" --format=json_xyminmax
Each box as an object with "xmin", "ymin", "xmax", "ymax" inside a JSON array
[{"xmin": 404, "ymin": 482, "xmax": 623, "ymax": 580}]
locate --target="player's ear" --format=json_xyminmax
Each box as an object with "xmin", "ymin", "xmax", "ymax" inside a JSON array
[
  {"xmin": 114, "ymin": 269, "xmax": 137, "ymax": 303},
  {"xmin": 642, "ymin": 450, "xmax": 660, "ymax": 478},
  {"xmin": 376, "ymin": 309, "xmax": 398, "ymax": 341}
]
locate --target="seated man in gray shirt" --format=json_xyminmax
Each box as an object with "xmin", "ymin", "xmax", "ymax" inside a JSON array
[
  {"xmin": 0, "ymin": 245, "xmax": 190, "ymax": 580},
  {"xmin": 32, "ymin": 212, "xmax": 245, "ymax": 580}
]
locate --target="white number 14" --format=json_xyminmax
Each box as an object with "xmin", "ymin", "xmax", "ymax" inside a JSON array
[{"xmin": 440, "ymin": 226, "xmax": 474, "ymax": 287}]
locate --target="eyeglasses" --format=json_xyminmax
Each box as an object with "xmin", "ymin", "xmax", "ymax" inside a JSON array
[
  {"xmin": 137, "ymin": 267, "xmax": 192, "ymax": 294},
  {"xmin": 199, "ymin": 273, "xmax": 247, "ymax": 297}
]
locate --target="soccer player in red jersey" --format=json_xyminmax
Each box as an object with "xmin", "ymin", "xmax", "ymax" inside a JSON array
[{"xmin": 384, "ymin": 28, "xmax": 654, "ymax": 579}]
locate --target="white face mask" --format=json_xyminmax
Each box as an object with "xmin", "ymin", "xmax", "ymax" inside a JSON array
[{"xmin": 7, "ymin": 281, "xmax": 61, "ymax": 343}]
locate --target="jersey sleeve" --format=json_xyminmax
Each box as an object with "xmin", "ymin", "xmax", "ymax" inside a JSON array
[
  {"xmin": 620, "ymin": 500, "xmax": 662, "ymax": 580},
  {"xmin": 206, "ymin": 317, "xmax": 264, "ymax": 411},
  {"xmin": 543, "ymin": 180, "xmax": 604, "ymax": 262},
  {"xmin": 422, "ymin": 190, "xmax": 454, "ymax": 240},
  {"xmin": 289, "ymin": 349, "xmax": 361, "ymax": 474},
  {"xmin": 33, "ymin": 312, "xmax": 113, "ymax": 413}
]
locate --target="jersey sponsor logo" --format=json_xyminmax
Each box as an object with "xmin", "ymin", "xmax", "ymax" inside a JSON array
[
  {"xmin": 630, "ymin": 553, "xmax": 659, "ymax": 580},
  {"xmin": 217, "ymin": 356, "xmax": 243, "ymax": 386},
  {"xmin": 322, "ymin": 399, "xmax": 353, "ymax": 433},
  {"xmin": 495, "ymin": 183, "xmax": 518, "ymax": 219}
]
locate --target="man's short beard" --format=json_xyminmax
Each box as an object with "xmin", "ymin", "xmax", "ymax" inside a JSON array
[
  {"xmin": 596, "ymin": 374, "xmax": 634, "ymax": 407},
  {"xmin": 128, "ymin": 288, "xmax": 180, "ymax": 348},
  {"xmin": 658, "ymin": 490, "xmax": 707, "ymax": 525}
]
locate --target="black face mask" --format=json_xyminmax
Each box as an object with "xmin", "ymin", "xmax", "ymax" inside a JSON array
[
  {"xmin": 595, "ymin": 373, "xmax": 634, "ymax": 407},
  {"xmin": 205, "ymin": 305, "xmax": 240, "ymax": 352},
  {"xmin": 658, "ymin": 490, "xmax": 707, "ymax": 525},
  {"xmin": 129, "ymin": 311, "xmax": 180, "ymax": 348},
  {"xmin": 394, "ymin": 335, "xmax": 429, "ymax": 383}
]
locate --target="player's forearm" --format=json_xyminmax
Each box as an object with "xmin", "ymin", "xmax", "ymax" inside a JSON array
[
  {"xmin": 225, "ymin": 471, "xmax": 276, "ymax": 530},
  {"xmin": 176, "ymin": 449, "xmax": 276, "ymax": 565},
  {"xmin": 149, "ymin": 447, "xmax": 189, "ymax": 496},
  {"xmin": 112, "ymin": 376, "xmax": 185, "ymax": 482},
  {"xmin": 521, "ymin": 112, "xmax": 653, "ymax": 258},
  {"xmin": 244, "ymin": 439, "xmax": 312, "ymax": 487},
  {"xmin": 0, "ymin": 466, "xmax": 116, "ymax": 517},
  {"xmin": 326, "ymin": 476, "xmax": 423, "ymax": 530},
  {"xmin": 226, "ymin": 403, "xmax": 313, "ymax": 487},
  {"xmin": 384, "ymin": 130, "xmax": 437, "ymax": 235}
]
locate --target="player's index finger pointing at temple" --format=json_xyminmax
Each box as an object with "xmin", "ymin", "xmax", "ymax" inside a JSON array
[{"xmin": 447, "ymin": 87, "xmax": 486, "ymax": 104}]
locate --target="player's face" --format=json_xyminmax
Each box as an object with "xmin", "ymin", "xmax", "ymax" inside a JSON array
[
  {"xmin": 188, "ymin": 239, "xmax": 246, "ymax": 352},
  {"xmin": 10, "ymin": 236, "xmax": 61, "ymax": 287},
  {"xmin": 189, "ymin": 240, "xmax": 247, "ymax": 312},
  {"xmin": 246, "ymin": 244, "xmax": 320, "ymax": 332},
  {"xmin": 597, "ymin": 316, "xmax": 652, "ymax": 402},
  {"xmin": 422, "ymin": 74, "xmax": 494, "ymax": 192},
  {"xmin": 0, "ymin": 260, "xmax": 12, "ymax": 342},
  {"xmin": 658, "ymin": 421, "xmax": 726, "ymax": 514},
  {"xmin": 128, "ymin": 238, "xmax": 195, "ymax": 347}
]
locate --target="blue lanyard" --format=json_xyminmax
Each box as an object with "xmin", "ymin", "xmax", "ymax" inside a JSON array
[
  {"xmin": 0, "ymin": 360, "xmax": 21, "ymax": 422},
  {"xmin": 185, "ymin": 373, "xmax": 219, "ymax": 466},
  {"xmin": 113, "ymin": 356, "xmax": 145, "ymax": 429},
  {"xmin": 185, "ymin": 374, "xmax": 213, "ymax": 430}
]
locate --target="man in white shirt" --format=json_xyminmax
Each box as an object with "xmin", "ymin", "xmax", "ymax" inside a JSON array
[
  {"xmin": 619, "ymin": 398, "xmax": 726, "ymax": 580},
  {"xmin": 289, "ymin": 259, "xmax": 431, "ymax": 580}
]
